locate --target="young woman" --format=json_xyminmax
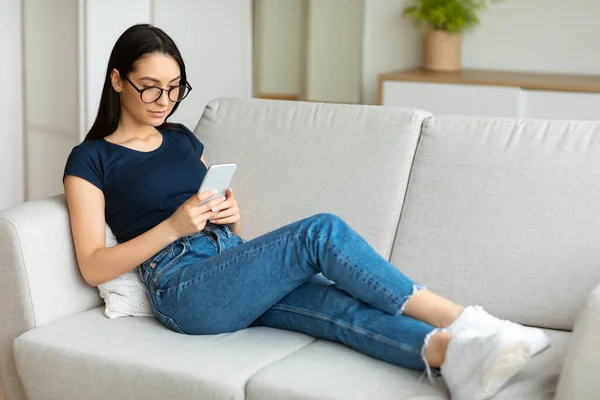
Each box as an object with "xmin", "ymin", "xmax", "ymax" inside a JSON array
[{"xmin": 63, "ymin": 24, "xmax": 549, "ymax": 400}]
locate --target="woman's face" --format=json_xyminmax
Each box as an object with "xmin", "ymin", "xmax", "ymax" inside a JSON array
[{"xmin": 112, "ymin": 52, "xmax": 181, "ymax": 127}]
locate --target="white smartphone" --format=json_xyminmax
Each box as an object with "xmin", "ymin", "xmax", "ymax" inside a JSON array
[{"xmin": 197, "ymin": 163, "xmax": 238, "ymax": 205}]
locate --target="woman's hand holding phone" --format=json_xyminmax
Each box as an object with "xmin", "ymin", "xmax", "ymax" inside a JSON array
[
  {"xmin": 164, "ymin": 190, "xmax": 227, "ymax": 239},
  {"xmin": 209, "ymin": 188, "xmax": 240, "ymax": 226}
]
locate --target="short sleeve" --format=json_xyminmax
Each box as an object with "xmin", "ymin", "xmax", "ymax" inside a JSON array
[
  {"xmin": 63, "ymin": 145, "xmax": 104, "ymax": 191},
  {"xmin": 180, "ymin": 124, "xmax": 204, "ymax": 158}
]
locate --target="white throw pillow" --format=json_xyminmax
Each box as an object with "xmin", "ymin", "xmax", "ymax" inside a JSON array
[{"xmin": 97, "ymin": 225, "xmax": 155, "ymax": 318}]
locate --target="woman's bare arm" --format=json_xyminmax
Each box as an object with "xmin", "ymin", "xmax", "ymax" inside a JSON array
[{"xmin": 64, "ymin": 175, "xmax": 180, "ymax": 287}]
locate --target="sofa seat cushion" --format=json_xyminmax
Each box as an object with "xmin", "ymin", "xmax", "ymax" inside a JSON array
[
  {"xmin": 246, "ymin": 329, "xmax": 570, "ymax": 400},
  {"xmin": 13, "ymin": 307, "xmax": 315, "ymax": 400}
]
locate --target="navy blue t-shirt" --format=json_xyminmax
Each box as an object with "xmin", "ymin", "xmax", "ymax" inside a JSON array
[{"xmin": 63, "ymin": 124, "xmax": 207, "ymax": 243}]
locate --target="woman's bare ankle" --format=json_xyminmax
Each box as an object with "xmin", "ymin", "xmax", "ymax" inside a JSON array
[
  {"xmin": 403, "ymin": 290, "xmax": 465, "ymax": 328},
  {"xmin": 441, "ymin": 305, "xmax": 466, "ymax": 328},
  {"xmin": 424, "ymin": 331, "xmax": 453, "ymax": 368}
]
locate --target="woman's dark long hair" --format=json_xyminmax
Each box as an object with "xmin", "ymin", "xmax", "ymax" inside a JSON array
[{"xmin": 84, "ymin": 24, "xmax": 193, "ymax": 143}]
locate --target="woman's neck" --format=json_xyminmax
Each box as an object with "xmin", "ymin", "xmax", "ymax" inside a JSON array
[{"xmin": 113, "ymin": 109, "xmax": 160, "ymax": 140}]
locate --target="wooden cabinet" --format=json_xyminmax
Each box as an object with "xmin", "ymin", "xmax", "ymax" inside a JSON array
[{"xmin": 379, "ymin": 68, "xmax": 600, "ymax": 121}]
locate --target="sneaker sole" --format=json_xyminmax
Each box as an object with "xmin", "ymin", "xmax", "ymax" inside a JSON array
[{"xmin": 478, "ymin": 337, "xmax": 531, "ymax": 400}]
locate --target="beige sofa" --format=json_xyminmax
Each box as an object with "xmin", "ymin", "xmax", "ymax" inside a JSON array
[{"xmin": 1, "ymin": 98, "xmax": 599, "ymax": 400}]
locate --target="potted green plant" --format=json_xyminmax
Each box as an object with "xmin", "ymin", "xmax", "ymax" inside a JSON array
[{"xmin": 403, "ymin": 0, "xmax": 501, "ymax": 71}]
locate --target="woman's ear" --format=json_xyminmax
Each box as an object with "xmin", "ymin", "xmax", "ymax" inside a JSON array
[{"xmin": 110, "ymin": 69, "xmax": 123, "ymax": 93}]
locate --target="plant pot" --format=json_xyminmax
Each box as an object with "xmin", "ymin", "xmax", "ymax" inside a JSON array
[{"xmin": 423, "ymin": 30, "xmax": 462, "ymax": 72}]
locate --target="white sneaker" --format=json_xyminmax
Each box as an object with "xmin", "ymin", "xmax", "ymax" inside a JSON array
[
  {"xmin": 448, "ymin": 306, "xmax": 550, "ymax": 356},
  {"xmin": 441, "ymin": 328, "xmax": 531, "ymax": 400}
]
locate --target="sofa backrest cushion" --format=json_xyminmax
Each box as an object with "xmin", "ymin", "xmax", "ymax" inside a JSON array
[
  {"xmin": 196, "ymin": 98, "xmax": 431, "ymax": 259},
  {"xmin": 391, "ymin": 115, "xmax": 600, "ymax": 330}
]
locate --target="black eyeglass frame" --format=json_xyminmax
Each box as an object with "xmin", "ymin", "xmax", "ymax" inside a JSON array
[{"xmin": 124, "ymin": 76, "xmax": 192, "ymax": 104}]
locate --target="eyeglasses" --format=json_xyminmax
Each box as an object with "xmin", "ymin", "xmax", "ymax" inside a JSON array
[{"xmin": 124, "ymin": 76, "xmax": 192, "ymax": 104}]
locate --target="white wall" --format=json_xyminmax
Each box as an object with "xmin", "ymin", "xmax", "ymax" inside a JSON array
[
  {"xmin": 463, "ymin": 0, "xmax": 600, "ymax": 74},
  {"xmin": 254, "ymin": 0, "xmax": 364, "ymax": 103},
  {"xmin": 254, "ymin": 0, "xmax": 306, "ymax": 97},
  {"xmin": 362, "ymin": 0, "xmax": 600, "ymax": 105},
  {"xmin": 0, "ymin": 0, "xmax": 25, "ymax": 210},
  {"xmin": 305, "ymin": 0, "xmax": 363, "ymax": 103},
  {"xmin": 24, "ymin": 0, "xmax": 80, "ymax": 201},
  {"xmin": 362, "ymin": 0, "xmax": 419, "ymax": 105},
  {"xmin": 83, "ymin": 0, "xmax": 152, "ymax": 135},
  {"xmin": 154, "ymin": 0, "xmax": 253, "ymax": 128}
]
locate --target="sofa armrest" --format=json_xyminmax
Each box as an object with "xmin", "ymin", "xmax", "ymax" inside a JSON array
[
  {"xmin": 555, "ymin": 283, "xmax": 600, "ymax": 400},
  {"xmin": 0, "ymin": 194, "xmax": 102, "ymax": 400}
]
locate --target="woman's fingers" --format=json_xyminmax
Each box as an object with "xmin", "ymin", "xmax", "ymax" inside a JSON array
[
  {"xmin": 212, "ymin": 206, "xmax": 239, "ymax": 221},
  {"xmin": 191, "ymin": 188, "xmax": 237, "ymax": 224},
  {"xmin": 211, "ymin": 215, "xmax": 239, "ymax": 224},
  {"xmin": 191, "ymin": 195, "xmax": 226, "ymax": 217},
  {"xmin": 193, "ymin": 190, "xmax": 218, "ymax": 205},
  {"xmin": 216, "ymin": 195, "xmax": 237, "ymax": 213}
]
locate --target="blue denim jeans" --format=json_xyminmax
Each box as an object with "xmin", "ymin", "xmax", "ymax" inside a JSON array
[{"xmin": 140, "ymin": 213, "xmax": 435, "ymax": 371}]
